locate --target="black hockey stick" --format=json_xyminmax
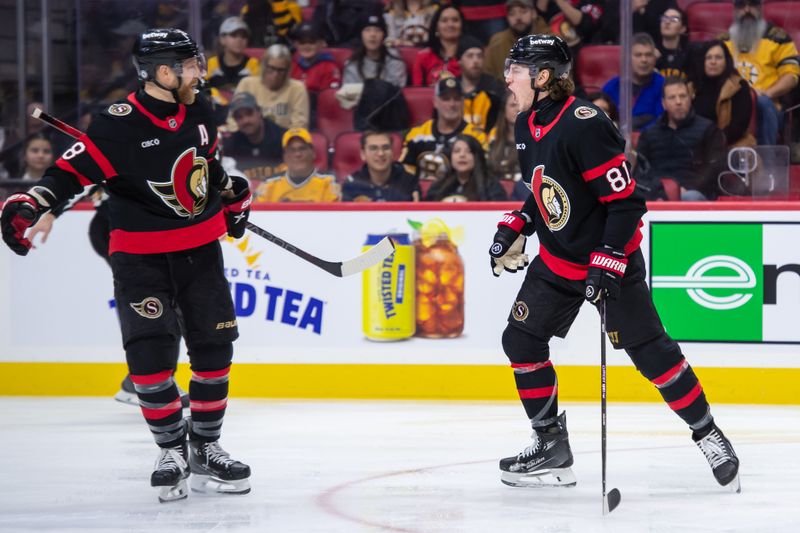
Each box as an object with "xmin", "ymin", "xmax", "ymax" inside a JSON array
[
  {"xmin": 31, "ymin": 107, "xmax": 395, "ymax": 277},
  {"xmin": 600, "ymin": 300, "xmax": 622, "ymax": 514}
]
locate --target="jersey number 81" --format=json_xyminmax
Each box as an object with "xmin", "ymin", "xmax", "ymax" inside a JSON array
[{"xmin": 605, "ymin": 164, "xmax": 631, "ymax": 193}]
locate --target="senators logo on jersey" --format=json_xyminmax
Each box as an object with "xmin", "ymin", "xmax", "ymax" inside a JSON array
[
  {"xmin": 529, "ymin": 165, "xmax": 570, "ymax": 231},
  {"xmin": 148, "ymin": 147, "xmax": 210, "ymax": 217}
]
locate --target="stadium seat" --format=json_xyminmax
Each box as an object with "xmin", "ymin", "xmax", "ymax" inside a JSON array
[
  {"xmin": 397, "ymin": 47, "xmax": 421, "ymax": 73},
  {"xmin": 245, "ymin": 48, "xmax": 265, "ymax": 60},
  {"xmin": 316, "ymin": 88, "xmax": 354, "ymax": 141},
  {"xmin": 332, "ymin": 131, "xmax": 403, "ymax": 180},
  {"xmin": 419, "ymin": 179, "xmax": 434, "ymax": 199},
  {"xmin": 790, "ymin": 164, "xmax": 800, "ymax": 193},
  {"xmin": 660, "ymin": 178, "xmax": 681, "ymax": 201},
  {"xmin": 575, "ymin": 46, "xmax": 620, "ymax": 90},
  {"xmin": 763, "ymin": 2, "xmax": 800, "ymax": 46},
  {"xmin": 500, "ymin": 180, "xmax": 515, "ymax": 198},
  {"xmin": 324, "ymin": 48, "xmax": 353, "ymax": 70},
  {"xmin": 687, "ymin": 2, "xmax": 733, "ymax": 41},
  {"xmin": 301, "ymin": 6, "xmax": 314, "ymax": 22},
  {"xmin": 311, "ymin": 131, "xmax": 330, "ymax": 171},
  {"xmin": 403, "ymin": 87, "xmax": 435, "ymax": 127}
]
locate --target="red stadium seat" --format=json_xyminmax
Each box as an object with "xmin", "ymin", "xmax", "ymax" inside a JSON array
[
  {"xmin": 301, "ymin": 6, "xmax": 314, "ymax": 22},
  {"xmin": 630, "ymin": 131, "xmax": 641, "ymax": 149},
  {"xmin": 687, "ymin": 2, "xmax": 733, "ymax": 41},
  {"xmin": 332, "ymin": 131, "xmax": 403, "ymax": 180},
  {"xmin": 311, "ymin": 131, "xmax": 330, "ymax": 171},
  {"xmin": 402, "ymin": 87, "xmax": 435, "ymax": 127},
  {"xmin": 397, "ymin": 47, "xmax": 421, "ymax": 73},
  {"xmin": 500, "ymin": 180, "xmax": 515, "ymax": 198},
  {"xmin": 419, "ymin": 179, "xmax": 434, "ymax": 199},
  {"xmin": 660, "ymin": 178, "xmax": 681, "ymax": 201},
  {"xmin": 791, "ymin": 164, "xmax": 800, "ymax": 194},
  {"xmin": 324, "ymin": 48, "xmax": 353, "ymax": 70},
  {"xmin": 316, "ymin": 88, "xmax": 354, "ymax": 142},
  {"xmin": 575, "ymin": 46, "xmax": 620, "ymax": 90},
  {"xmin": 245, "ymin": 48, "xmax": 265, "ymax": 60},
  {"xmin": 763, "ymin": 2, "xmax": 800, "ymax": 46}
]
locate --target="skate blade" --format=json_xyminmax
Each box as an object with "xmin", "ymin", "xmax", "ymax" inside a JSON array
[
  {"xmin": 724, "ymin": 474, "xmax": 741, "ymax": 494},
  {"xmin": 501, "ymin": 467, "xmax": 577, "ymax": 488},
  {"xmin": 191, "ymin": 474, "xmax": 251, "ymax": 495},
  {"xmin": 113, "ymin": 390, "xmax": 138, "ymax": 406},
  {"xmin": 156, "ymin": 479, "xmax": 188, "ymax": 503}
]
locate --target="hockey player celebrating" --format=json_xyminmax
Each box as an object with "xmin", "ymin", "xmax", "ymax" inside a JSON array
[
  {"xmin": 1, "ymin": 29, "xmax": 252, "ymax": 502},
  {"xmin": 489, "ymin": 35, "xmax": 740, "ymax": 491}
]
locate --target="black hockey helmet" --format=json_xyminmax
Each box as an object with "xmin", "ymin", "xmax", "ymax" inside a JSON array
[
  {"xmin": 132, "ymin": 28, "xmax": 203, "ymax": 83},
  {"xmin": 505, "ymin": 34, "xmax": 572, "ymax": 80}
]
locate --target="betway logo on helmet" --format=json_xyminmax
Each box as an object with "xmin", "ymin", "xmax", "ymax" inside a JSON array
[
  {"xmin": 650, "ymin": 222, "xmax": 800, "ymax": 343},
  {"xmin": 529, "ymin": 38, "xmax": 556, "ymax": 46},
  {"xmin": 143, "ymin": 31, "xmax": 169, "ymax": 39}
]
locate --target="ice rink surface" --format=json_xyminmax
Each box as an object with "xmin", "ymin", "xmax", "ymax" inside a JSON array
[{"xmin": 0, "ymin": 398, "xmax": 798, "ymax": 533}]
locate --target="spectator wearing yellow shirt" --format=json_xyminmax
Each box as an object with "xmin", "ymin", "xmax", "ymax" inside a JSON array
[
  {"xmin": 724, "ymin": 0, "xmax": 800, "ymax": 144},
  {"xmin": 241, "ymin": 0, "xmax": 302, "ymax": 47},
  {"xmin": 255, "ymin": 128, "xmax": 340, "ymax": 202},
  {"xmin": 457, "ymin": 35, "xmax": 505, "ymax": 134},
  {"xmin": 400, "ymin": 76, "xmax": 487, "ymax": 181}
]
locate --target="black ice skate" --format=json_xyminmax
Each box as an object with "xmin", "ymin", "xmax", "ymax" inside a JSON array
[
  {"xmin": 189, "ymin": 439, "xmax": 251, "ymax": 495},
  {"xmin": 693, "ymin": 424, "xmax": 741, "ymax": 493},
  {"xmin": 500, "ymin": 412, "xmax": 576, "ymax": 487},
  {"xmin": 151, "ymin": 443, "xmax": 190, "ymax": 503}
]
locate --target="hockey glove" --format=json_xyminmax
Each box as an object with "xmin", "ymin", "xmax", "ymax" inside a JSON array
[
  {"xmin": 489, "ymin": 210, "xmax": 533, "ymax": 277},
  {"xmin": 1, "ymin": 193, "xmax": 42, "ymax": 256},
  {"xmin": 585, "ymin": 245, "xmax": 628, "ymax": 304},
  {"xmin": 222, "ymin": 175, "xmax": 252, "ymax": 239}
]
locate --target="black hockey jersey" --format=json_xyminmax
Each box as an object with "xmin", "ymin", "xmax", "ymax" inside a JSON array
[
  {"xmin": 38, "ymin": 90, "xmax": 228, "ymax": 255},
  {"xmin": 515, "ymin": 95, "xmax": 647, "ymax": 280}
]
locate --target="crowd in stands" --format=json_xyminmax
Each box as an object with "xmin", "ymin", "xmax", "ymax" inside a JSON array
[{"xmin": 1, "ymin": 0, "xmax": 799, "ymax": 202}]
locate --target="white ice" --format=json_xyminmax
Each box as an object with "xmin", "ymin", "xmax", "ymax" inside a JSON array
[{"xmin": 1, "ymin": 398, "xmax": 798, "ymax": 533}]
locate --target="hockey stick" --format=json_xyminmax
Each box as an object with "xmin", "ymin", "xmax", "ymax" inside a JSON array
[
  {"xmin": 31, "ymin": 107, "xmax": 396, "ymax": 277},
  {"xmin": 600, "ymin": 300, "xmax": 622, "ymax": 515}
]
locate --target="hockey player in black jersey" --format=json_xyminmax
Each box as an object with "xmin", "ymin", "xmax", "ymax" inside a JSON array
[
  {"xmin": 1, "ymin": 29, "xmax": 252, "ymax": 502},
  {"xmin": 489, "ymin": 35, "xmax": 740, "ymax": 491}
]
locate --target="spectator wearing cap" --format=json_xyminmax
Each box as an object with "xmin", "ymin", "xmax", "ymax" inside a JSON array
[
  {"xmin": 411, "ymin": 5, "xmax": 463, "ymax": 86},
  {"xmin": 344, "ymin": 14, "xmax": 407, "ymax": 88},
  {"xmin": 457, "ymin": 36, "xmax": 505, "ymax": 134},
  {"xmin": 400, "ymin": 76, "xmax": 487, "ymax": 180},
  {"xmin": 655, "ymin": 7, "xmax": 691, "ymax": 79},
  {"xmin": 223, "ymin": 92, "xmax": 288, "ymax": 181},
  {"xmin": 235, "ymin": 43, "xmax": 310, "ymax": 129},
  {"xmin": 290, "ymin": 22, "xmax": 342, "ymax": 93},
  {"xmin": 485, "ymin": 0, "xmax": 549, "ymax": 81},
  {"xmin": 342, "ymin": 131, "xmax": 420, "ymax": 201},
  {"xmin": 724, "ymin": 0, "xmax": 799, "ymax": 145},
  {"xmin": 255, "ymin": 128, "xmax": 340, "ymax": 202},
  {"xmin": 206, "ymin": 17, "xmax": 261, "ymax": 122},
  {"xmin": 602, "ymin": 32, "xmax": 665, "ymax": 131},
  {"xmin": 240, "ymin": 0, "xmax": 302, "ymax": 47},
  {"xmin": 384, "ymin": 0, "xmax": 439, "ymax": 48}
]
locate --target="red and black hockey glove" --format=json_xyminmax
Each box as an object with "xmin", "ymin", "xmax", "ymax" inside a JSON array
[
  {"xmin": 1, "ymin": 193, "xmax": 42, "ymax": 256},
  {"xmin": 222, "ymin": 175, "xmax": 252, "ymax": 239},
  {"xmin": 489, "ymin": 210, "xmax": 533, "ymax": 277},
  {"xmin": 585, "ymin": 245, "xmax": 628, "ymax": 304}
]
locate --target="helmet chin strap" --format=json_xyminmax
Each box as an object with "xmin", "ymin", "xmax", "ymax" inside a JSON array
[{"xmin": 152, "ymin": 70, "xmax": 183, "ymax": 104}]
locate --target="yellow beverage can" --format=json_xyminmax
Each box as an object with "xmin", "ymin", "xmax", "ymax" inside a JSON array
[{"xmin": 362, "ymin": 234, "xmax": 416, "ymax": 341}]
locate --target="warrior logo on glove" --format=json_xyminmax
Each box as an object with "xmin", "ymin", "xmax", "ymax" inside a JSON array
[{"xmin": 148, "ymin": 147, "xmax": 209, "ymax": 217}]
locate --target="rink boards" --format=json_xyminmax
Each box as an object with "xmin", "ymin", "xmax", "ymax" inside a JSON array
[{"xmin": 1, "ymin": 202, "xmax": 798, "ymax": 403}]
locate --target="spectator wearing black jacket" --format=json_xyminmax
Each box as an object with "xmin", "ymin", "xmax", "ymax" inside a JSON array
[
  {"xmin": 655, "ymin": 7, "xmax": 691, "ymax": 78},
  {"xmin": 223, "ymin": 92, "xmax": 287, "ymax": 181},
  {"xmin": 425, "ymin": 134, "xmax": 507, "ymax": 201},
  {"xmin": 635, "ymin": 77, "xmax": 726, "ymax": 200},
  {"xmin": 342, "ymin": 131, "xmax": 420, "ymax": 201}
]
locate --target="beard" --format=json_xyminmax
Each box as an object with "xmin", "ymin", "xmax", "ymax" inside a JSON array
[
  {"xmin": 511, "ymin": 23, "xmax": 533, "ymax": 38},
  {"xmin": 177, "ymin": 82, "xmax": 197, "ymax": 105},
  {"xmin": 729, "ymin": 15, "xmax": 767, "ymax": 53}
]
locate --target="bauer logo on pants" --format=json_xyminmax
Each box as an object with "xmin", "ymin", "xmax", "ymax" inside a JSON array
[
  {"xmin": 650, "ymin": 222, "xmax": 800, "ymax": 343},
  {"xmin": 130, "ymin": 297, "xmax": 163, "ymax": 319}
]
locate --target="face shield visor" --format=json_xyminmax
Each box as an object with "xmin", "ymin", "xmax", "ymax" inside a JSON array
[{"xmin": 503, "ymin": 59, "xmax": 540, "ymax": 81}]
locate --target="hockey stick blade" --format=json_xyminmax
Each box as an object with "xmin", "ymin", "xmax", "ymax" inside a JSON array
[
  {"xmin": 245, "ymin": 222, "xmax": 394, "ymax": 277},
  {"xmin": 603, "ymin": 487, "xmax": 621, "ymax": 514}
]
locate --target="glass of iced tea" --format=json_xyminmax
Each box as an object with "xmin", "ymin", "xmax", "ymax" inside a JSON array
[{"xmin": 414, "ymin": 235, "xmax": 464, "ymax": 338}]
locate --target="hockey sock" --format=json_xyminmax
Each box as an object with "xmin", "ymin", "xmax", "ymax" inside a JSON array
[
  {"xmin": 512, "ymin": 361, "xmax": 559, "ymax": 429},
  {"xmin": 650, "ymin": 358, "xmax": 713, "ymax": 430},
  {"xmin": 130, "ymin": 370, "xmax": 185, "ymax": 448},
  {"xmin": 189, "ymin": 364, "xmax": 230, "ymax": 442}
]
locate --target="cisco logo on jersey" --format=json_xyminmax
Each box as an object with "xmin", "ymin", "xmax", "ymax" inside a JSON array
[
  {"xmin": 528, "ymin": 165, "xmax": 570, "ymax": 231},
  {"xmin": 650, "ymin": 222, "xmax": 800, "ymax": 343}
]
